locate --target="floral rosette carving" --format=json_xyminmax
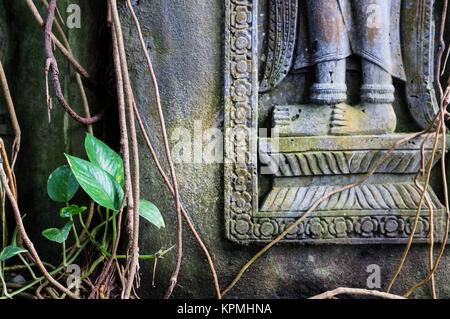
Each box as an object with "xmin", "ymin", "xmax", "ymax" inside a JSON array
[
  {"xmin": 305, "ymin": 218, "xmax": 328, "ymax": 239},
  {"xmin": 231, "ymin": 214, "xmax": 253, "ymax": 240},
  {"xmin": 254, "ymin": 218, "xmax": 279, "ymax": 239},
  {"xmin": 280, "ymin": 218, "xmax": 305, "ymax": 239},
  {"xmin": 380, "ymin": 216, "xmax": 405, "ymax": 238},
  {"xmin": 231, "ymin": 55, "xmax": 251, "ymax": 79},
  {"xmin": 230, "ymin": 79, "xmax": 252, "ymax": 102},
  {"xmin": 355, "ymin": 217, "xmax": 379, "ymax": 237},
  {"xmin": 230, "ymin": 191, "xmax": 252, "ymax": 214},
  {"xmin": 231, "ymin": 166, "xmax": 252, "ymax": 192},
  {"xmin": 231, "ymin": 4, "xmax": 252, "ymax": 30},
  {"xmin": 231, "ymin": 102, "xmax": 251, "ymax": 124},
  {"xmin": 328, "ymin": 217, "xmax": 353, "ymax": 238},
  {"xmin": 405, "ymin": 216, "xmax": 430, "ymax": 237}
]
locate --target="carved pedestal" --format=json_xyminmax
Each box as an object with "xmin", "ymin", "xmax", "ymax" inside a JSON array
[{"xmin": 257, "ymin": 134, "xmax": 447, "ymax": 244}]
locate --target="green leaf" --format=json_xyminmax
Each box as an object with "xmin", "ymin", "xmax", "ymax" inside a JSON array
[
  {"xmin": 85, "ymin": 133, "xmax": 124, "ymax": 187},
  {"xmin": 47, "ymin": 165, "xmax": 79, "ymax": 202},
  {"xmin": 0, "ymin": 246, "xmax": 28, "ymax": 262},
  {"xmin": 11, "ymin": 215, "xmax": 27, "ymax": 246},
  {"xmin": 60, "ymin": 221, "xmax": 73, "ymax": 239},
  {"xmin": 42, "ymin": 229, "xmax": 62, "ymax": 243},
  {"xmin": 65, "ymin": 154, "xmax": 124, "ymax": 211},
  {"xmin": 60, "ymin": 204, "xmax": 87, "ymax": 218},
  {"xmin": 139, "ymin": 200, "xmax": 165, "ymax": 229},
  {"xmin": 42, "ymin": 221, "xmax": 74, "ymax": 244}
]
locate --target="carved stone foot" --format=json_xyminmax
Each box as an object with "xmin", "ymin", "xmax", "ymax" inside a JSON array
[
  {"xmin": 330, "ymin": 103, "xmax": 396, "ymax": 135},
  {"xmin": 273, "ymin": 104, "xmax": 332, "ymax": 136}
]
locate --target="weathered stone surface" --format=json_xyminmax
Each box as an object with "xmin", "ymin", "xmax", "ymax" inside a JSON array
[{"xmin": 120, "ymin": 0, "xmax": 450, "ymax": 298}]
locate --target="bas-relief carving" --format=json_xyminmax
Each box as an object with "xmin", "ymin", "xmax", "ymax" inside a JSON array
[{"xmin": 224, "ymin": 0, "xmax": 448, "ymax": 244}]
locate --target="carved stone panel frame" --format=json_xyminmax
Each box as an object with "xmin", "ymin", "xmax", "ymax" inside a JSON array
[{"xmin": 224, "ymin": 0, "xmax": 446, "ymax": 245}]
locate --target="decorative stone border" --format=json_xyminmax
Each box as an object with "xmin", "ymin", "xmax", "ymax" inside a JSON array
[
  {"xmin": 233, "ymin": 212, "xmax": 446, "ymax": 244},
  {"xmin": 224, "ymin": 0, "xmax": 258, "ymax": 244}
]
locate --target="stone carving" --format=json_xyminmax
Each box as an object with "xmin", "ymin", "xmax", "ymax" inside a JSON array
[
  {"xmin": 260, "ymin": 149, "xmax": 441, "ymax": 176},
  {"xmin": 260, "ymin": 0, "xmax": 438, "ymax": 135},
  {"xmin": 224, "ymin": 0, "xmax": 258, "ymax": 243},
  {"xmin": 246, "ymin": 213, "xmax": 442, "ymax": 244},
  {"xmin": 260, "ymin": 184, "xmax": 443, "ymax": 212},
  {"xmin": 224, "ymin": 0, "xmax": 447, "ymax": 245}
]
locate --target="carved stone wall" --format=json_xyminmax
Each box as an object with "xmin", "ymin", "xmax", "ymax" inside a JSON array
[
  {"xmin": 224, "ymin": 0, "xmax": 449, "ymax": 246},
  {"xmin": 101, "ymin": 0, "xmax": 450, "ymax": 298}
]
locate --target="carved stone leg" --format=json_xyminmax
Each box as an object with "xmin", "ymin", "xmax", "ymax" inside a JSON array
[
  {"xmin": 330, "ymin": 61, "xmax": 397, "ymax": 135},
  {"xmin": 361, "ymin": 61, "xmax": 395, "ymax": 103},
  {"xmin": 310, "ymin": 59, "xmax": 347, "ymax": 105}
]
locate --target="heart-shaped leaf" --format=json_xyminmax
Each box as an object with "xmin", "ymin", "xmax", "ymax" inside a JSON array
[
  {"xmin": 0, "ymin": 246, "xmax": 28, "ymax": 262},
  {"xmin": 60, "ymin": 204, "xmax": 87, "ymax": 218},
  {"xmin": 66, "ymin": 154, "xmax": 124, "ymax": 211},
  {"xmin": 42, "ymin": 221, "xmax": 74, "ymax": 244},
  {"xmin": 139, "ymin": 200, "xmax": 165, "ymax": 229},
  {"xmin": 85, "ymin": 133, "xmax": 124, "ymax": 187},
  {"xmin": 47, "ymin": 165, "xmax": 79, "ymax": 202},
  {"xmin": 11, "ymin": 215, "xmax": 26, "ymax": 246}
]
